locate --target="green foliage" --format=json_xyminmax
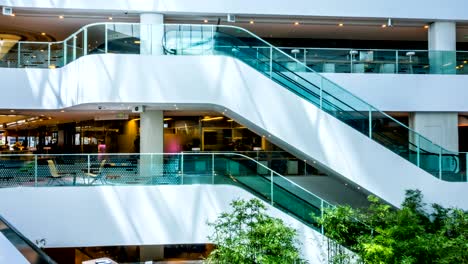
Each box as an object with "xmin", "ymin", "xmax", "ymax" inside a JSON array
[
  {"xmin": 206, "ymin": 198, "xmax": 306, "ymax": 264},
  {"xmin": 316, "ymin": 189, "xmax": 468, "ymax": 264}
]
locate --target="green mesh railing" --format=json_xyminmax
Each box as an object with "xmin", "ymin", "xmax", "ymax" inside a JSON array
[{"xmin": 0, "ymin": 22, "xmax": 466, "ymax": 182}]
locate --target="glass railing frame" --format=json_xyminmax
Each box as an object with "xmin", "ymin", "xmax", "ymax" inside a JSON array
[
  {"xmin": 0, "ymin": 152, "xmax": 333, "ymax": 232},
  {"xmin": 2, "ymin": 22, "xmax": 467, "ymax": 182}
]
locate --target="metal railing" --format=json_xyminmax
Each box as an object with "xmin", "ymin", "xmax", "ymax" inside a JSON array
[
  {"xmin": 0, "ymin": 152, "xmax": 332, "ymax": 231},
  {"xmin": 0, "ymin": 22, "xmax": 466, "ymax": 182}
]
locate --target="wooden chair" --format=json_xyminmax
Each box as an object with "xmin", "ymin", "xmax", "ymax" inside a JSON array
[{"xmin": 84, "ymin": 159, "xmax": 107, "ymax": 185}]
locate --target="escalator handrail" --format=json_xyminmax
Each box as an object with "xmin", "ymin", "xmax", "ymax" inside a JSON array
[{"xmin": 166, "ymin": 29, "xmax": 460, "ymax": 172}]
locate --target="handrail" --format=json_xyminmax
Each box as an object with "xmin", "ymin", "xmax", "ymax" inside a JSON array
[
  {"xmin": 164, "ymin": 24, "xmax": 466, "ymax": 180},
  {"xmin": 0, "ymin": 214, "xmax": 56, "ymax": 263},
  {"xmin": 0, "ymin": 152, "xmax": 332, "ymax": 232},
  {"xmin": 0, "ymin": 22, "xmax": 466, "ymax": 181}
]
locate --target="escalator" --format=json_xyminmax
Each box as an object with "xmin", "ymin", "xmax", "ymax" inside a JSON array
[
  {"xmin": 162, "ymin": 25, "xmax": 462, "ymax": 181},
  {"xmin": 180, "ymin": 153, "xmax": 330, "ymax": 231}
]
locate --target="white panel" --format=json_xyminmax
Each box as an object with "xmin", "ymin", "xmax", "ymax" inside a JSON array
[
  {"xmin": 320, "ymin": 73, "xmax": 468, "ymax": 112},
  {"xmin": 2, "ymin": 0, "xmax": 468, "ymax": 20},
  {"xmin": 0, "ymin": 55, "xmax": 467, "ymax": 209},
  {"xmin": 0, "ymin": 185, "xmax": 328, "ymax": 264}
]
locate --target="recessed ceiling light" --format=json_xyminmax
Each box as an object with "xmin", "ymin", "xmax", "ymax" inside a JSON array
[
  {"xmin": 424, "ymin": 25, "xmax": 429, "ymax": 29},
  {"xmin": 294, "ymin": 21, "xmax": 300, "ymax": 26},
  {"xmin": 204, "ymin": 19, "xmax": 208, "ymax": 23},
  {"xmin": 108, "ymin": 17, "xmax": 113, "ymax": 20},
  {"xmin": 249, "ymin": 20, "xmax": 254, "ymax": 24},
  {"xmin": 338, "ymin": 23, "xmax": 344, "ymax": 27},
  {"xmin": 41, "ymin": 32, "xmax": 46, "ymax": 36},
  {"xmin": 60, "ymin": 110, "xmax": 65, "ymax": 113},
  {"xmin": 381, "ymin": 24, "xmax": 387, "ymax": 28},
  {"xmin": 9, "ymin": 110, "xmax": 14, "ymax": 113},
  {"xmin": 59, "ymin": 15, "xmax": 64, "ymax": 19},
  {"xmin": 10, "ymin": 13, "xmax": 15, "ymax": 17}
]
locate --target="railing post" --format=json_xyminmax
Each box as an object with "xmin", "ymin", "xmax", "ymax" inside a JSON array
[
  {"xmin": 87, "ymin": 154, "xmax": 90, "ymax": 174},
  {"xmin": 72, "ymin": 35, "xmax": 77, "ymax": 61},
  {"xmin": 368, "ymin": 106, "xmax": 373, "ymax": 139},
  {"xmin": 180, "ymin": 152, "xmax": 184, "ymax": 184},
  {"xmin": 17, "ymin": 42, "xmax": 21, "ymax": 67},
  {"xmin": 269, "ymin": 46, "xmax": 273, "ymax": 78},
  {"xmin": 320, "ymin": 200, "xmax": 324, "ymax": 234},
  {"xmin": 47, "ymin": 43, "xmax": 51, "ymax": 67},
  {"xmin": 439, "ymin": 147, "xmax": 442, "ymax": 180},
  {"xmin": 151, "ymin": 153, "xmax": 154, "ymax": 184},
  {"xmin": 34, "ymin": 155, "xmax": 38, "ymax": 187},
  {"xmin": 104, "ymin": 23, "xmax": 108, "ymax": 53},
  {"xmin": 416, "ymin": 135, "xmax": 420, "ymax": 167},
  {"xmin": 319, "ymin": 77, "xmax": 323, "ymax": 109},
  {"xmin": 212, "ymin": 153, "xmax": 215, "ymax": 184},
  {"xmin": 63, "ymin": 41, "xmax": 67, "ymax": 65},
  {"xmin": 303, "ymin": 48, "xmax": 307, "ymax": 65},
  {"xmin": 466, "ymin": 153, "xmax": 468, "ymax": 182},
  {"xmin": 395, "ymin": 50, "xmax": 399, "ymax": 73},
  {"xmin": 83, "ymin": 28, "xmax": 88, "ymax": 56},
  {"xmin": 270, "ymin": 171, "xmax": 274, "ymax": 205}
]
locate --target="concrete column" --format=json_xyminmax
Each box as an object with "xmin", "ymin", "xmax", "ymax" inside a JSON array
[
  {"xmin": 409, "ymin": 112, "xmax": 458, "ymax": 152},
  {"xmin": 140, "ymin": 111, "xmax": 164, "ymax": 178},
  {"xmin": 428, "ymin": 21, "xmax": 456, "ymax": 74},
  {"xmin": 140, "ymin": 13, "xmax": 164, "ymax": 55},
  {"xmin": 140, "ymin": 110, "xmax": 163, "ymax": 153}
]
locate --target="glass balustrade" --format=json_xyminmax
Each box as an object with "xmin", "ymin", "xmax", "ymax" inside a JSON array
[
  {"xmin": 0, "ymin": 152, "xmax": 329, "ymax": 231},
  {"xmin": 0, "ymin": 22, "xmax": 467, "ymax": 183}
]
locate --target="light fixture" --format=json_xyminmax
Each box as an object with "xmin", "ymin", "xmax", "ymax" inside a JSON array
[
  {"xmin": 59, "ymin": 15, "xmax": 64, "ymax": 19},
  {"xmin": 424, "ymin": 25, "xmax": 429, "ymax": 29},
  {"xmin": 387, "ymin": 18, "xmax": 393, "ymax": 27},
  {"xmin": 108, "ymin": 16, "xmax": 113, "ymax": 20},
  {"xmin": 203, "ymin": 19, "xmax": 208, "ymax": 23},
  {"xmin": 10, "ymin": 13, "xmax": 15, "ymax": 17},
  {"xmin": 381, "ymin": 24, "xmax": 387, "ymax": 28},
  {"xmin": 9, "ymin": 110, "xmax": 14, "ymax": 112},
  {"xmin": 294, "ymin": 21, "xmax": 299, "ymax": 26},
  {"xmin": 41, "ymin": 32, "xmax": 46, "ymax": 36},
  {"xmin": 250, "ymin": 20, "xmax": 254, "ymax": 24},
  {"xmin": 338, "ymin": 23, "xmax": 344, "ymax": 27},
  {"xmin": 201, "ymin": 116, "xmax": 223, "ymax": 121},
  {"xmin": 134, "ymin": 40, "xmax": 141, "ymax": 44},
  {"xmin": 60, "ymin": 110, "xmax": 65, "ymax": 113},
  {"xmin": 163, "ymin": 118, "xmax": 172, "ymax": 121}
]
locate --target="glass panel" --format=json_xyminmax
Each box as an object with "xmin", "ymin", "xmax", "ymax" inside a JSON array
[
  {"xmin": 418, "ymin": 136, "xmax": 441, "ymax": 178},
  {"xmin": 429, "ymin": 50, "xmax": 456, "ymax": 74},
  {"xmin": 371, "ymin": 110, "xmax": 411, "ymax": 161},
  {"xmin": 455, "ymin": 51, "xmax": 468, "ymax": 74},
  {"xmin": 0, "ymin": 41, "xmax": 19, "ymax": 68},
  {"xmin": 18, "ymin": 43, "xmax": 49, "ymax": 68},
  {"xmin": 397, "ymin": 50, "xmax": 429, "ymax": 74},
  {"xmin": 322, "ymin": 78, "xmax": 370, "ymax": 135},
  {"xmin": 75, "ymin": 31, "xmax": 84, "ymax": 60},
  {"xmin": 272, "ymin": 172, "xmax": 322, "ymax": 228},
  {"xmin": 50, "ymin": 42, "xmax": 64, "ymax": 68},
  {"xmin": 87, "ymin": 24, "xmax": 106, "ymax": 54},
  {"xmin": 65, "ymin": 39, "xmax": 73, "ymax": 65},
  {"xmin": 107, "ymin": 23, "xmax": 140, "ymax": 54},
  {"xmin": 441, "ymin": 150, "xmax": 465, "ymax": 182},
  {"xmin": 304, "ymin": 48, "xmax": 351, "ymax": 73}
]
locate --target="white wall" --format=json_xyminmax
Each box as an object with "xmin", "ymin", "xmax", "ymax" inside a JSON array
[
  {"xmin": 0, "ymin": 185, "xmax": 328, "ymax": 264},
  {"xmin": 321, "ymin": 73, "xmax": 468, "ymax": 112},
  {"xmin": 2, "ymin": 0, "xmax": 468, "ymax": 21},
  {"xmin": 0, "ymin": 54, "xmax": 467, "ymax": 209}
]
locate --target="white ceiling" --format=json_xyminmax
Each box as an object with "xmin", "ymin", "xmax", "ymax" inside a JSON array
[{"xmin": 3, "ymin": 8, "xmax": 468, "ymax": 44}]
